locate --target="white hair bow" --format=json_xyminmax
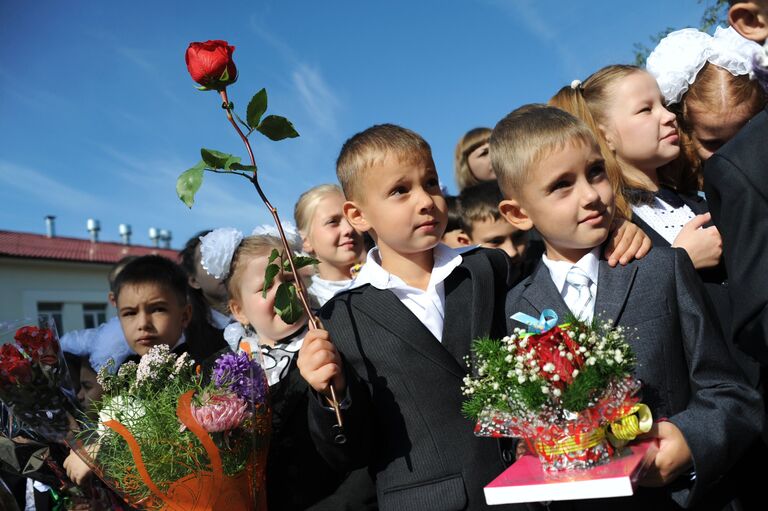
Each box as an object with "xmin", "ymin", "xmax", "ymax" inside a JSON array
[
  {"xmin": 199, "ymin": 227, "xmax": 244, "ymax": 280},
  {"xmin": 647, "ymin": 26, "xmax": 763, "ymax": 105},
  {"xmin": 251, "ymin": 221, "xmax": 303, "ymax": 253}
]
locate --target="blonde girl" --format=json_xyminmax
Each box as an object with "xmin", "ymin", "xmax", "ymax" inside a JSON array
[
  {"xmin": 199, "ymin": 230, "xmax": 355, "ymax": 510},
  {"xmin": 550, "ymin": 65, "xmax": 723, "ymax": 271},
  {"xmin": 294, "ymin": 184, "xmax": 364, "ymax": 306}
]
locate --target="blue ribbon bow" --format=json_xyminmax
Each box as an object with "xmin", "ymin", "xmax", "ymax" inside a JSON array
[{"xmin": 511, "ymin": 309, "xmax": 559, "ymax": 334}]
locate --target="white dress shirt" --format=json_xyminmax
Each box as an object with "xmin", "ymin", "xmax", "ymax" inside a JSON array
[
  {"xmin": 541, "ymin": 248, "xmax": 600, "ymax": 322},
  {"xmin": 348, "ymin": 243, "xmax": 464, "ymax": 342}
]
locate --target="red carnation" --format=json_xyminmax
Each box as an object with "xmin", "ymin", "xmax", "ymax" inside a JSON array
[
  {"xmin": 185, "ymin": 40, "xmax": 238, "ymax": 91},
  {"xmin": 0, "ymin": 343, "xmax": 33, "ymax": 386}
]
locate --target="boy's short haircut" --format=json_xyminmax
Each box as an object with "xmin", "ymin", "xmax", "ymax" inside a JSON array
[
  {"xmin": 112, "ymin": 255, "xmax": 189, "ymax": 306},
  {"xmin": 108, "ymin": 256, "xmax": 140, "ymax": 294},
  {"xmin": 490, "ymin": 104, "xmax": 598, "ymax": 198},
  {"xmin": 336, "ymin": 123, "xmax": 434, "ymax": 201},
  {"xmin": 444, "ymin": 195, "xmax": 465, "ymax": 233},
  {"xmin": 458, "ymin": 181, "xmax": 504, "ymax": 236}
]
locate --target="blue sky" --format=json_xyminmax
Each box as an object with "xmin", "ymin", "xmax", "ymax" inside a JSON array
[{"xmin": 0, "ymin": 0, "xmax": 709, "ymax": 248}]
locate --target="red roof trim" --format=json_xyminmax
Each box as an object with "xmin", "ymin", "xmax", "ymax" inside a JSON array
[{"xmin": 0, "ymin": 230, "xmax": 179, "ymax": 264}]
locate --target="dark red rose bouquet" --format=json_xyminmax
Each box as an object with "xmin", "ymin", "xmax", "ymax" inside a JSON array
[{"xmin": 0, "ymin": 317, "xmax": 80, "ymax": 443}]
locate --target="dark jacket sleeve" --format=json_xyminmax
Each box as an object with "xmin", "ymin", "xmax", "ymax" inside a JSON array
[
  {"xmin": 666, "ymin": 249, "xmax": 764, "ymax": 507},
  {"xmin": 704, "ymin": 152, "xmax": 768, "ymax": 364},
  {"xmin": 306, "ymin": 296, "xmax": 375, "ymax": 472}
]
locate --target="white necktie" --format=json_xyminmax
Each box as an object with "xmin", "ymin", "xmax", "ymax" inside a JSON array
[{"xmin": 566, "ymin": 267, "xmax": 593, "ymax": 322}]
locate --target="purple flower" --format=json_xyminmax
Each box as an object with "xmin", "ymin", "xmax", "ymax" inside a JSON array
[{"xmin": 213, "ymin": 351, "xmax": 267, "ymax": 403}]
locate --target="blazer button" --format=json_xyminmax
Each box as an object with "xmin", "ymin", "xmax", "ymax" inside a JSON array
[{"xmin": 501, "ymin": 448, "xmax": 514, "ymax": 464}]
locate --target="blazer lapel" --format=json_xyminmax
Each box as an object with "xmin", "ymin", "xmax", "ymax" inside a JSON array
[
  {"xmin": 518, "ymin": 263, "xmax": 571, "ymax": 321},
  {"xmin": 593, "ymin": 260, "xmax": 638, "ymax": 325},
  {"xmin": 352, "ymin": 286, "xmax": 465, "ymax": 377},
  {"xmin": 441, "ymin": 266, "xmax": 473, "ymax": 368}
]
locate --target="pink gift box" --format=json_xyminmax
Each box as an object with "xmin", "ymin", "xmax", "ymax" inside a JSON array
[{"xmin": 484, "ymin": 439, "xmax": 659, "ymax": 505}]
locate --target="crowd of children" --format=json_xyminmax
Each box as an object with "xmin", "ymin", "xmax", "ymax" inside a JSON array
[{"xmin": 3, "ymin": 2, "xmax": 768, "ymax": 510}]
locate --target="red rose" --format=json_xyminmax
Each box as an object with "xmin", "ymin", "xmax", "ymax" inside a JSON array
[
  {"xmin": 185, "ymin": 40, "xmax": 238, "ymax": 91},
  {"xmin": 524, "ymin": 327, "xmax": 585, "ymax": 389},
  {"xmin": 0, "ymin": 343, "xmax": 33, "ymax": 386},
  {"xmin": 14, "ymin": 326, "xmax": 58, "ymax": 362}
]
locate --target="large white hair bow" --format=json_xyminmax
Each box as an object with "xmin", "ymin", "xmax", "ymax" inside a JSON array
[
  {"xmin": 199, "ymin": 222, "xmax": 304, "ymax": 280},
  {"xmin": 199, "ymin": 227, "xmax": 244, "ymax": 280},
  {"xmin": 251, "ymin": 221, "xmax": 303, "ymax": 253},
  {"xmin": 647, "ymin": 26, "xmax": 763, "ymax": 105}
]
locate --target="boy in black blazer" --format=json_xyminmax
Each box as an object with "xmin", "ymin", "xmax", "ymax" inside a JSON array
[
  {"xmin": 298, "ymin": 124, "xmax": 524, "ymax": 511},
  {"xmin": 493, "ymin": 105, "xmax": 763, "ymax": 509}
]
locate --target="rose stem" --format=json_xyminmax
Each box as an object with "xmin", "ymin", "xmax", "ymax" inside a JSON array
[{"xmin": 219, "ymin": 89, "xmax": 344, "ymax": 428}]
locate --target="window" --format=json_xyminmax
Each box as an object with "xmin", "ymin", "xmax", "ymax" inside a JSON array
[
  {"xmin": 83, "ymin": 303, "xmax": 107, "ymax": 329},
  {"xmin": 37, "ymin": 302, "xmax": 63, "ymax": 335}
]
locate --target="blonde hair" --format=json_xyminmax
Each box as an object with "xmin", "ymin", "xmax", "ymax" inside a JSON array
[
  {"xmin": 549, "ymin": 64, "xmax": 688, "ymax": 218},
  {"xmin": 454, "ymin": 127, "xmax": 492, "ymax": 190},
  {"xmin": 490, "ymin": 104, "xmax": 598, "ymax": 198},
  {"xmin": 336, "ymin": 124, "xmax": 434, "ymax": 202},
  {"xmin": 226, "ymin": 235, "xmax": 287, "ymax": 304},
  {"xmin": 674, "ymin": 62, "xmax": 767, "ymax": 187},
  {"xmin": 294, "ymin": 184, "xmax": 345, "ymax": 237}
]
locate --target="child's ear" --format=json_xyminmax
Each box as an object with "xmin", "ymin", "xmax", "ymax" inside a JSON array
[
  {"xmin": 598, "ymin": 123, "xmax": 616, "ymax": 152},
  {"xmin": 343, "ymin": 200, "xmax": 371, "ymax": 233},
  {"xmin": 108, "ymin": 291, "xmax": 116, "ymax": 307},
  {"xmin": 229, "ymin": 299, "xmax": 249, "ymax": 326},
  {"xmin": 456, "ymin": 231, "xmax": 473, "ymax": 246},
  {"xmin": 729, "ymin": 3, "xmax": 768, "ymax": 43},
  {"xmin": 301, "ymin": 233, "xmax": 315, "ymax": 255},
  {"xmin": 498, "ymin": 199, "xmax": 534, "ymax": 231},
  {"xmin": 188, "ymin": 275, "xmax": 201, "ymax": 290},
  {"xmin": 181, "ymin": 303, "xmax": 193, "ymax": 329}
]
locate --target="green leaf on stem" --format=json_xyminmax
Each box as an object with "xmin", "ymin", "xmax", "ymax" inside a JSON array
[
  {"xmin": 257, "ymin": 115, "xmax": 299, "ymax": 141},
  {"xmin": 262, "ymin": 262, "xmax": 280, "ymax": 298},
  {"xmin": 247, "ymin": 89, "xmax": 268, "ymax": 129},
  {"xmin": 268, "ymin": 248, "xmax": 280, "ymax": 264},
  {"xmin": 229, "ymin": 163, "xmax": 258, "ymax": 172},
  {"xmin": 201, "ymin": 148, "xmax": 241, "ymax": 170},
  {"xmin": 282, "ymin": 255, "xmax": 319, "ymax": 272},
  {"xmin": 176, "ymin": 161, "xmax": 205, "ymax": 208},
  {"xmin": 274, "ymin": 282, "xmax": 303, "ymax": 324}
]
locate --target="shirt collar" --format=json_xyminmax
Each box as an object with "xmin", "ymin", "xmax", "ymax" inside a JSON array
[
  {"xmin": 349, "ymin": 243, "xmax": 464, "ymax": 292},
  {"xmin": 541, "ymin": 247, "xmax": 601, "ymax": 293}
]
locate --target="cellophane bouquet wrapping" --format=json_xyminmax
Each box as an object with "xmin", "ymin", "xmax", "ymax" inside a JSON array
[
  {"xmin": 462, "ymin": 312, "xmax": 650, "ymax": 472},
  {"xmin": 0, "ymin": 317, "xmax": 123, "ymax": 509},
  {"xmin": 0, "ymin": 317, "xmax": 80, "ymax": 443},
  {"xmin": 72, "ymin": 345, "xmax": 271, "ymax": 511}
]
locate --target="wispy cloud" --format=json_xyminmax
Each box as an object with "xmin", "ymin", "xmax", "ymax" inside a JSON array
[
  {"xmin": 248, "ymin": 17, "xmax": 342, "ymax": 137},
  {"xmin": 292, "ymin": 64, "xmax": 341, "ymax": 134},
  {"xmin": 0, "ymin": 160, "xmax": 108, "ymax": 210}
]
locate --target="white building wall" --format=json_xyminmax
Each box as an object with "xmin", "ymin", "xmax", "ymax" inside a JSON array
[{"xmin": 0, "ymin": 257, "xmax": 114, "ymax": 334}]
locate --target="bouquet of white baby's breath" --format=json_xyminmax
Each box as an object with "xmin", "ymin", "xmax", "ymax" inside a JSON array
[{"xmin": 463, "ymin": 312, "xmax": 650, "ymax": 471}]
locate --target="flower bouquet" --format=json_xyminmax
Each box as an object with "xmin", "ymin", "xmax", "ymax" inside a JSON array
[
  {"xmin": 0, "ymin": 316, "xmax": 80, "ymax": 444},
  {"xmin": 71, "ymin": 345, "xmax": 270, "ymax": 511},
  {"xmin": 462, "ymin": 310, "xmax": 652, "ymax": 473}
]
